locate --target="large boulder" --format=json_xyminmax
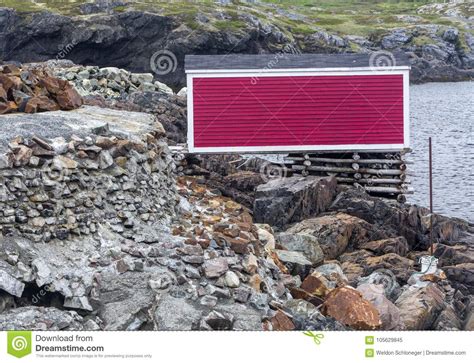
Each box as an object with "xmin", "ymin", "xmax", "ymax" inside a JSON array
[
  {"xmin": 357, "ymin": 284, "xmax": 404, "ymax": 330},
  {"xmin": 283, "ymin": 299, "xmax": 346, "ymax": 331},
  {"xmin": 442, "ymin": 263, "xmax": 474, "ymax": 294},
  {"xmin": 275, "ymin": 232, "xmax": 324, "ymax": 266},
  {"xmin": 321, "ymin": 286, "xmax": 382, "ymax": 330},
  {"xmin": 329, "ymin": 189, "xmax": 470, "ymax": 250},
  {"xmin": 286, "ymin": 213, "xmax": 386, "ymax": 259},
  {"xmin": 359, "ymin": 237, "xmax": 409, "ymax": 256},
  {"xmin": 395, "ymin": 284, "xmax": 445, "ymax": 330},
  {"xmin": 364, "ymin": 253, "xmax": 416, "ymax": 283},
  {"xmin": 253, "ymin": 176, "xmax": 337, "ymax": 228}
]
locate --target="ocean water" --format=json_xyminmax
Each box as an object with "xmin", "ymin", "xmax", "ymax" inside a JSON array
[{"xmin": 407, "ymin": 81, "xmax": 473, "ymax": 222}]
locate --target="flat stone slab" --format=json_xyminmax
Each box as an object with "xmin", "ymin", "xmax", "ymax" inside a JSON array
[{"xmin": 0, "ymin": 105, "xmax": 163, "ymax": 153}]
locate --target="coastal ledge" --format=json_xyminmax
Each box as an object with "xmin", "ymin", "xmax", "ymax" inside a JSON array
[{"xmin": 0, "ymin": 105, "xmax": 165, "ymax": 154}]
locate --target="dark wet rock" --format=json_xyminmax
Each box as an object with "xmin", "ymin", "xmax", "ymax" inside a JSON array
[
  {"xmin": 329, "ymin": 189, "xmax": 470, "ymax": 251},
  {"xmin": 442, "ymin": 263, "xmax": 474, "ymax": 294},
  {"xmin": 274, "ymin": 250, "xmax": 312, "ymax": 278},
  {"xmin": 434, "ymin": 243, "xmax": 474, "ymax": 267},
  {"xmin": 254, "ymin": 176, "xmax": 337, "ymax": 228}
]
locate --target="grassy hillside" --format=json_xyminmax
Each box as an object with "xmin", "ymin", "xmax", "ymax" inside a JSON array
[{"xmin": 2, "ymin": 1, "xmax": 473, "ymax": 38}]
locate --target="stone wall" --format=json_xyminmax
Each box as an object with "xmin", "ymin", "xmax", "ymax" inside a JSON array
[{"xmin": 0, "ymin": 106, "xmax": 178, "ymax": 243}]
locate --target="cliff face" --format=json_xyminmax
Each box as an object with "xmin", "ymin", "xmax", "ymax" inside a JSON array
[{"xmin": 1, "ymin": 1, "xmax": 473, "ymax": 88}]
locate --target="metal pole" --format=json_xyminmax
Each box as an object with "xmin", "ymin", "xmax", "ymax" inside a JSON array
[{"xmin": 429, "ymin": 137, "xmax": 433, "ymax": 256}]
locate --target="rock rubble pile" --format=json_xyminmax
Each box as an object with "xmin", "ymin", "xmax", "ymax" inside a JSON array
[
  {"xmin": 0, "ymin": 63, "xmax": 83, "ymax": 114},
  {"xmin": 49, "ymin": 61, "xmax": 181, "ymax": 99}
]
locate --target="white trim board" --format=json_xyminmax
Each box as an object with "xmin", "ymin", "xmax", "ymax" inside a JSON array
[
  {"xmin": 186, "ymin": 66, "xmax": 411, "ymax": 74},
  {"xmin": 186, "ymin": 69, "xmax": 410, "ymax": 154}
]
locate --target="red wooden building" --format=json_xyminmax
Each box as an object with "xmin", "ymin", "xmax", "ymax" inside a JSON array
[{"xmin": 185, "ymin": 53, "xmax": 410, "ymax": 154}]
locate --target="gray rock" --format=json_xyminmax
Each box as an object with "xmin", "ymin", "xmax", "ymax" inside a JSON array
[
  {"xmin": 98, "ymin": 271, "xmax": 157, "ymax": 330},
  {"xmin": 287, "ymin": 212, "xmax": 380, "ymax": 260},
  {"xmin": 254, "ymin": 176, "xmax": 337, "ymax": 228},
  {"xmin": 224, "ymin": 271, "xmax": 240, "ymax": 288},
  {"xmin": 0, "ymin": 306, "xmax": 85, "ymax": 330},
  {"xmin": 63, "ymin": 296, "xmax": 94, "ymax": 311},
  {"xmin": 276, "ymin": 232, "xmax": 324, "ymax": 266},
  {"xmin": 0, "ymin": 269, "xmax": 25, "ymax": 297},
  {"xmin": 283, "ymin": 299, "xmax": 346, "ymax": 330},
  {"xmin": 98, "ymin": 150, "xmax": 114, "ymax": 169},
  {"xmin": 200, "ymin": 310, "xmax": 235, "ymax": 330},
  {"xmin": 154, "ymin": 294, "xmax": 202, "ymax": 330},
  {"xmin": 313, "ymin": 263, "xmax": 348, "ymax": 289},
  {"xmin": 381, "ymin": 29, "xmax": 412, "ymax": 49},
  {"xmin": 442, "ymin": 27, "xmax": 459, "ymax": 43},
  {"xmin": 274, "ymin": 250, "xmax": 312, "ymax": 278},
  {"xmin": 203, "ymin": 258, "xmax": 229, "ymax": 278}
]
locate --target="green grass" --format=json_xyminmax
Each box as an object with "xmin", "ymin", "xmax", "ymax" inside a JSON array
[{"xmin": 410, "ymin": 35, "xmax": 436, "ymax": 46}]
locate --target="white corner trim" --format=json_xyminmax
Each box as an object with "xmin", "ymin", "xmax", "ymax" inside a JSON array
[
  {"xmin": 403, "ymin": 70, "xmax": 410, "ymax": 148},
  {"xmin": 186, "ymin": 74, "xmax": 194, "ymax": 151}
]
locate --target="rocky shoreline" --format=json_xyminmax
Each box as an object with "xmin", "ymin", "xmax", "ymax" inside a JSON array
[
  {"xmin": 0, "ymin": 60, "xmax": 472, "ymax": 331},
  {"xmin": 0, "ymin": 1, "xmax": 473, "ymax": 88}
]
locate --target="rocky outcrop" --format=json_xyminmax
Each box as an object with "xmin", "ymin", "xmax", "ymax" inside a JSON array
[
  {"xmin": 286, "ymin": 212, "xmax": 386, "ymax": 260},
  {"xmin": 253, "ymin": 176, "xmax": 337, "ymax": 228},
  {"xmin": 329, "ymin": 189, "xmax": 470, "ymax": 250},
  {"xmin": 0, "ymin": 6, "xmax": 472, "ymax": 88}
]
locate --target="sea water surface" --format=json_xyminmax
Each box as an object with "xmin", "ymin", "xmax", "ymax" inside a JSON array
[{"xmin": 407, "ymin": 81, "xmax": 473, "ymax": 222}]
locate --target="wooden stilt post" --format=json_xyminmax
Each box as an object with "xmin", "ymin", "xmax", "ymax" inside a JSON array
[{"xmin": 429, "ymin": 137, "xmax": 434, "ymax": 256}]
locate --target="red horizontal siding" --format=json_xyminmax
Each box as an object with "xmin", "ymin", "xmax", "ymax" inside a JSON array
[{"xmin": 192, "ymin": 74, "xmax": 404, "ymax": 148}]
